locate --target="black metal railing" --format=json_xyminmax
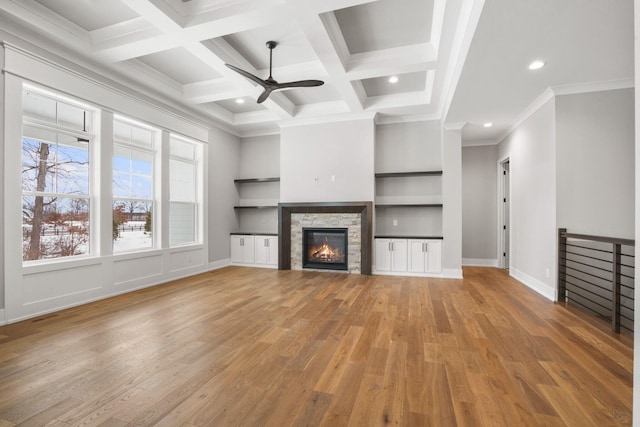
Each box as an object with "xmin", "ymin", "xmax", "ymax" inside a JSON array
[{"xmin": 558, "ymin": 228, "xmax": 635, "ymax": 334}]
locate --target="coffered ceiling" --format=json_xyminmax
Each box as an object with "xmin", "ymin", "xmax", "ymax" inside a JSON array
[
  {"xmin": 1, "ymin": 1, "xmax": 633, "ymax": 142},
  {"xmin": 0, "ymin": 0, "xmax": 479, "ymax": 137}
]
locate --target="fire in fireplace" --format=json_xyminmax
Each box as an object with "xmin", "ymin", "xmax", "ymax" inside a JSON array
[{"xmin": 302, "ymin": 227, "xmax": 348, "ymax": 270}]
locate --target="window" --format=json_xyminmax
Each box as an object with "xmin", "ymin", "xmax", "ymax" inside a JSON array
[
  {"xmin": 21, "ymin": 89, "xmax": 93, "ymax": 261},
  {"xmin": 169, "ymin": 135, "xmax": 201, "ymax": 246},
  {"xmin": 113, "ymin": 117, "xmax": 157, "ymax": 252}
]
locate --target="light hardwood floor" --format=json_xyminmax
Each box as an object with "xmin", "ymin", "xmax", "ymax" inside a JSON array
[{"xmin": 0, "ymin": 266, "xmax": 633, "ymax": 426}]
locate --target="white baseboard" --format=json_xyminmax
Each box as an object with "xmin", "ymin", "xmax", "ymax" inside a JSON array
[
  {"xmin": 208, "ymin": 258, "xmax": 231, "ymax": 271},
  {"xmin": 462, "ymin": 258, "xmax": 498, "ymax": 267},
  {"xmin": 510, "ymin": 267, "xmax": 556, "ymax": 301},
  {"xmin": 0, "ymin": 309, "xmax": 6, "ymax": 326},
  {"xmin": 442, "ymin": 268, "xmax": 464, "ymax": 279},
  {"xmin": 373, "ymin": 270, "xmax": 444, "ymax": 278}
]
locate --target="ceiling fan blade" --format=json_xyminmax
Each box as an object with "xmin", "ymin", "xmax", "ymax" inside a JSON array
[
  {"xmin": 275, "ymin": 80, "xmax": 325, "ymax": 89},
  {"xmin": 225, "ymin": 63, "xmax": 267, "ymax": 88},
  {"xmin": 257, "ymin": 87, "xmax": 275, "ymax": 103}
]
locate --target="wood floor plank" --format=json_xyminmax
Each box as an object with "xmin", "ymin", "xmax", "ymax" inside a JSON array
[{"xmin": 0, "ymin": 266, "xmax": 632, "ymax": 426}]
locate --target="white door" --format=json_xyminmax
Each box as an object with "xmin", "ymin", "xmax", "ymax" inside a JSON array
[{"xmin": 501, "ymin": 160, "xmax": 510, "ymax": 269}]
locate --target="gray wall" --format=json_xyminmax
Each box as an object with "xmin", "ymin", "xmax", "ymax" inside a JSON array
[
  {"xmin": 208, "ymin": 127, "xmax": 240, "ymax": 263},
  {"xmin": 442, "ymin": 129, "xmax": 463, "ymax": 277},
  {"xmin": 280, "ymin": 118, "xmax": 375, "ymax": 203},
  {"xmin": 462, "ymin": 144, "xmax": 497, "ymax": 263},
  {"xmin": 375, "ymin": 121, "xmax": 442, "ymax": 172},
  {"xmin": 0, "ymin": 43, "xmax": 4, "ymax": 309},
  {"xmin": 239, "ymin": 134, "xmax": 280, "ymax": 178},
  {"xmin": 498, "ymin": 98, "xmax": 557, "ymax": 299},
  {"xmin": 556, "ymin": 88, "xmax": 635, "ymax": 239}
]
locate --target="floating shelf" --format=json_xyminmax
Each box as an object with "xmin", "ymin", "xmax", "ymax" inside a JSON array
[
  {"xmin": 234, "ymin": 205, "xmax": 278, "ymax": 209},
  {"xmin": 375, "ymin": 171, "xmax": 442, "ymax": 178},
  {"xmin": 375, "ymin": 203, "xmax": 443, "ymax": 208},
  {"xmin": 234, "ymin": 177, "xmax": 280, "ymax": 183}
]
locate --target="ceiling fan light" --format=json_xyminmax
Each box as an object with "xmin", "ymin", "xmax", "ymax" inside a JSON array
[{"xmin": 388, "ymin": 75, "xmax": 399, "ymax": 84}]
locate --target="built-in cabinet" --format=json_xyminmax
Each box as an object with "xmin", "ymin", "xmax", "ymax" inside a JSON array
[
  {"xmin": 375, "ymin": 238, "xmax": 408, "ymax": 272},
  {"xmin": 374, "ymin": 237, "xmax": 442, "ymax": 276},
  {"xmin": 254, "ymin": 235, "xmax": 278, "ymax": 266},
  {"xmin": 230, "ymin": 233, "xmax": 278, "ymax": 268}
]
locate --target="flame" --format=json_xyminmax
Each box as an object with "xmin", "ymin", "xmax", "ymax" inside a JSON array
[{"xmin": 309, "ymin": 237, "xmax": 344, "ymax": 263}]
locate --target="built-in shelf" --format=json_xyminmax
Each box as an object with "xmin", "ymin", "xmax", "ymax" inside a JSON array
[
  {"xmin": 231, "ymin": 232, "xmax": 278, "ymax": 236},
  {"xmin": 375, "ymin": 171, "xmax": 442, "ymax": 178},
  {"xmin": 234, "ymin": 205, "xmax": 278, "ymax": 209},
  {"xmin": 375, "ymin": 203, "xmax": 443, "ymax": 208},
  {"xmin": 234, "ymin": 177, "xmax": 280, "ymax": 184}
]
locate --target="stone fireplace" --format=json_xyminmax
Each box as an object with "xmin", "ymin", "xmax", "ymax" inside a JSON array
[{"xmin": 278, "ymin": 202, "xmax": 372, "ymax": 275}]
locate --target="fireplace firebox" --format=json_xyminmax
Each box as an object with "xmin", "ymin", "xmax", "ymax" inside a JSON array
[{"xmin": 302, "ymin": 228, "xmax": 348, "ymax": 271}]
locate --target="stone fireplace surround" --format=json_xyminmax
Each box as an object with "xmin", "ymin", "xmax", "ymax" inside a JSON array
[{"xmin": 278, "ymin": 202, "xmax": 373, "ymax": 275}]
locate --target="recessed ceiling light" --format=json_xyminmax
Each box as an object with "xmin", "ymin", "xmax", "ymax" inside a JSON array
[
  {"xmin": 235, "ymin": 98, "xmax": 245, "ymax": 104},
  {"xmin": 528, "ymin": 60, "xmax": 545, "ymax": 70},
  {"xmin": 388, "ymin": 76, "xmax": 399, "ymax": 84},
  {"xmin": 483, "ymin": 122, "xmax": 493, "ymax": 128}
]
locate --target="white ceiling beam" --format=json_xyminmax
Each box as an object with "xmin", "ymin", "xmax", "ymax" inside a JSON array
[
  {"xmin": 309, "ymin": 0, "xmax": 380, "ymax": 14},
  {"xmin": 1, "ymin": 0, "xmax": 91, "ymax": 45},
  {"xmin": 233, "ymin": 110, "xmax": 281, "ymax": 126},
  {"xmin": 183, "ymin": 78, "xmax": 246, "ymax": 103},
  {"xmin": 122, "ymin": 0, "xmax": 185, "ymax": 31},
  {"xmin": 89, "ymin": 18, "xmax": 158, "ymax": 46},
  {"xmin": 364, "ymin": 91, "xmax": 429, "ymax": 111},
  {"xmin": 291, "ymin": 5, "xmax": 364, "ymax": 112}
]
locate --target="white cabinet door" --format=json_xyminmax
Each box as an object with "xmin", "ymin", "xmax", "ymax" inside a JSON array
[
  {"xmin": 230, "ymin": 236, "xmax": 244, "ymax": 263},
  {"xmin": 425, "ymin": 240, "xmax": 442, "ymax": 274},
  {"xmin": 230, "ymin": 235, "xmax": 255, "ymax": 263},
  {"xmin": 254, "ymin": 236, "xmax": 268, "ymax": 265},
  {"xmin": 408, "ymin": 239, "xmax": 441, "ymax": 273},
  {"xmin": 375, "ymin": 238, "xmax": 408, "ymax": 272},
  {"xmin": 408, "ymin": 239, "xmax": 426, "ymax": 273},
  {"xmin": 390, "ymin": 239, "xmax": 407, "ymax": 272},
  {"xmin": 254, "ymin": 236, "xmax": 278, "ymax": 266},
  {"xmin": 267, "ymin": 236, "xmax": 278, "ymax": 266},
  {"xmin": 375, "ymin": 239, "xmax": 392, "ymax": 272}
]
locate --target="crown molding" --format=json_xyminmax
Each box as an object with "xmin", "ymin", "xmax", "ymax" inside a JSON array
[
  {"xmin": 551, "ymin": 78, "xmax": 634, "ymax": 96},
  {"xmin": 278, "ymin": 110, "xmax": 377, "ymax": 128}
]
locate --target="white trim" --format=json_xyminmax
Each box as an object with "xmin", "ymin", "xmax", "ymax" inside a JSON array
[
  {"xmin": 499, "ymin": 88, "xmax": 554, "ymax": 143},
  {"xmin": 374, "ymin": 113, "xmax": 438, "ymax": 125},
  {"xmin": 208, "ymin": 259, "xmax": 232, "ymax": 271},
  {"xmin": 510, "ymin": 267, "xmax": 556, "ymax": 301},
  {"xmin": 0, "ymin": 309, "xmax": 6, "ymax": 326},
  {"xmin": 4, "ymin": 264, "xmax": 215, "ymax": 324},
  {"xmin": 230, "ymin": 262, "xmax": 278, "ymax": 270},
  {"xmin": 551, "ymin": 78, "xmax": 634, "ymax": 96},
  {"xmin": 462, "ymin": 258, "xmax": 498, "ymax": 267},
  {"xmin": 442, "ymin": 268, "xmax": 464, "ymax": 279},
  {"xmin": 497, "ymin": 155, "xmax": 510, "ymax": 269},
  {"xmin": 440, "ymin": 0, "xmax": 486, "ymax": 119},
  {"xmin": 278, "ymin": 111, "xmax": 377, "ymax": 128},
  {"xmin": 444, "ymin": 122, "xmax": 466, "ymax": 131},
  {"xmin": 374, "ymin": 270, "xmax": 445, "ymax": 278},
  {"xmin": 462, "ymin": 138, "xmax": 498, "ymax": 147}
]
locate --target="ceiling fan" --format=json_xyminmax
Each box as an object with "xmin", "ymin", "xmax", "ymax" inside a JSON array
[{"xmin": 225, "ymin": 41, "xmax": 324, "ymax": 103}]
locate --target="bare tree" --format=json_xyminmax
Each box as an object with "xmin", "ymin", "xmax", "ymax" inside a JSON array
[{"xmin": 22, "ymin": 138, "xmax": 89, "ymax": 261}]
